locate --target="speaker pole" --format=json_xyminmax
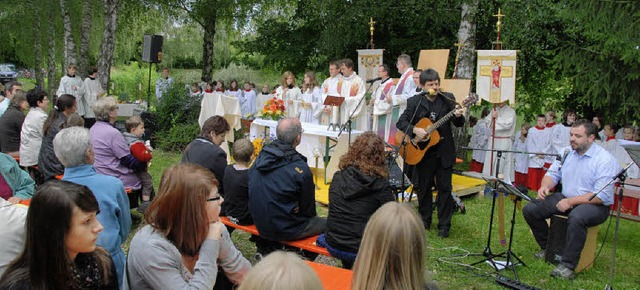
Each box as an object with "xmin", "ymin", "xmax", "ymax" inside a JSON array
[{"xmin": 147, "ymin": 63, "xmax": 152, "ymax": 107}]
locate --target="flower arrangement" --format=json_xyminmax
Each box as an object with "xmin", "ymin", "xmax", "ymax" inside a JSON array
[
  {"xmin": 258, "ymin": 97, "xmax": 286, "ymax": 120},
  {"xmin": 251, "ymin": 134, "xmax": 276, "ymax": 159}
]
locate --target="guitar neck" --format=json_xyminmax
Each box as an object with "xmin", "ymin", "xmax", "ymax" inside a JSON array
[{"xmin": 426, "ymin": 110, "xmax": 457, "ymax": 134}]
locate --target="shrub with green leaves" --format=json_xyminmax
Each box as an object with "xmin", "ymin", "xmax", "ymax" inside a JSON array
[{"xmin": 153, "ymin": 81, "xmax": 202, "ymax": 151}]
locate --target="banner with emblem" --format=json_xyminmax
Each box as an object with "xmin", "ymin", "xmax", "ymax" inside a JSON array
[{"xmin": 476, "ymin": 50, "xmax": 517, "ymax": 104}]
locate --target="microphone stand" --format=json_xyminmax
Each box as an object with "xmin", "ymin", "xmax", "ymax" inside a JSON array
[
  {"xmin": 397, "ymin": 93, "xmax": 425, "ymax": 202},
  {"xmin": 337, "ymin": 81, "xmax": 375, "ymax": 144}
]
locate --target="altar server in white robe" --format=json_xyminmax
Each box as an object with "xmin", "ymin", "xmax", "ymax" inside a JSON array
[
  {"xmin": 275, "ymin": 71, "xmax": 302, "ymax": 118},
  {"xmin": 338, "ymin": 59, "xmax": 367, "ymax": 131},
  {"xmin": 57, "ymin": 64, "xmax": 86, "ymax": 116},
  {"xmin": 239, "ymin": 81, "xmax": 257, "ymax": 117},
  {"xmin": 82, "ymin": 67, "xmax": 104, "ymax": 128},
  {"xmin": 370, "ymin": 64, "xmax": 396, "ymax": 142},
  {"xmin": 482, "ymin": 101, "xmax": 517, "ymax": 180},
  {"xmin": 526, "ymin": 114, "xmax": 551, "ymax": 190},
  {"xmin": 319, "ymin": 61, "xmax": 343, "ymax": 125},
  {"xmin": 300, "ymin": 71, "xmax": 322, "ymax": 124},
  {"xmin": 257, "ymin": 83, "xmax": 273, "ymax": 113}
]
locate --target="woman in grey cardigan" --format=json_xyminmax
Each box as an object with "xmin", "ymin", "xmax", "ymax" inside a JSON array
[{"xmin": 125, "ymin": 164, "xmax": 250, "ymax": 290}]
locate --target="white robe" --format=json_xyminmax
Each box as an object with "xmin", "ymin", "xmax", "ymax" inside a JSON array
[
  {"xmin": 469, "ymin": 119, "xmax": 491, "ymax": 163},
  {"xmin": 300, "ymin": 86, "xmax": 321, "ymax": 124},
  {"xmin": 57, "ymin": 75, "xmax": 86, "ymax": 116},
  {"xmin": 512, "ymin": 132, "xmax": 529, "ymax": 174},
  {"xmin": 83, "ymin": 77, "xmax": 103, "ymax": 119},
  {"xmin": 339, "ymin": 72, "xmax": 367, "ymax": 131},
  {"xmin": 320, "ymin": 75, "xmax": 343, "ymax": 125},
  {"xmin": 239, "ymin": 90, "xmax": 257, "ymax": 117},
  {"xmin": 155, "ymin": 77, "xmax": 173, "ymax": 102},
  {"xmin": 226, "ymin": 89, "xmax": 242, "ymax": 98},
  {"xmin": 371, "ymin": 78, "xmax": 396, "ymax": 140},
  {"xmin": 256, "ymin": 93, "xmax": 272, "ymax": 113},
  {"xmin": 526, "ymin": 127, "xmax": 551, "ymax": 169},
  {"xmin": 391, "ymin": 68, "xmax": 416, "ymax": 110},
  {"xmin": 275, "ymin": 86, "xmax": 302, "ymax": 118},
  {"xmin": 482, "ymin": 105, "xmax": 517, "ymax": 180}
]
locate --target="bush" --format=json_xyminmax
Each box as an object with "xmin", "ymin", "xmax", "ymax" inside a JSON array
[
  {"xmin": 153, "ymin": 81, "xmax": 202, "ymax": 151},
  {"xmin": 156, "ymin": 122, "xmax": 200, "ymax": 152},
  {"xmin": 110, "ymin": 61, "xmax": 158, "ymax": 103}
]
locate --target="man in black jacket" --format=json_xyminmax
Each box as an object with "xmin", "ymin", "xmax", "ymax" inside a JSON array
[
  {"xmin": 396, "ymin": 69, "xmax": 465, "ymax": 237},
  {"xmin": 248, "ymin": 117, "xmax": 326, "ymax": 242}
]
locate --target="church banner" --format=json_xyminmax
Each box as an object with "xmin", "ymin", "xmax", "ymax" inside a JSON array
[{"xmin": 476, "ymin": 50, "xmax": 517, "ymax": 104}]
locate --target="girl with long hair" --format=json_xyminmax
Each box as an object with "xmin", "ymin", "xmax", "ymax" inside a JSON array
[
  {"xmin": 351, "ymin": 202, "xmax": 437, "ymax": 290},
  {"xmin": 299, "ymin": 71, "xmax": 322, "ymax": 124},
  {"xmin": 125, "ymin": 164, "xmax": 250, "ymax": 289},
  {"xmin": 275, "ymin": 71, "xmax": 302, "ymax": 118},
  {"xmin": 38, "ymin": 94, "xmax": 76, "ymax": 181},
  {"xmin": 0, "ymin": 180, "xmax": 117, "ymax": 290}
]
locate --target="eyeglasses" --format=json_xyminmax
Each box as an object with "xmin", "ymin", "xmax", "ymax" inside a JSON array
[{"xmin": 207, "ymin": 196, "xmax": 222, "ymax": 202}]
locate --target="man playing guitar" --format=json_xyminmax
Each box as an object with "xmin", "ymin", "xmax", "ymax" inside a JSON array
[{"xmin": 396, "ymin": 68, "xmax": 465, "ymax": 238}]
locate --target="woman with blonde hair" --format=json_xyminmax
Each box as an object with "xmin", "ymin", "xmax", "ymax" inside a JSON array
[
  {"xmin": 238, "ymin": 251, "xmax": 322, "ymax": 290},
  {"xmin": 351, "ymin": 202, "xmax": 437, "ymax": 290},
  {"xmin": 275, "ymin": 71, "xmax": 301, "ymax": 118},
  {"xmin": 299, "ymin": 71, "xmax": 322, "ymax": 124},
  {"xmin": 125, "ymin": 163, "xmax": 250, "ymax": 289}
]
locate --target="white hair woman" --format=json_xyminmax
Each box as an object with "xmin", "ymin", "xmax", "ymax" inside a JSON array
[
  {"xmin": 53, "ymin": 126, "xmax": 131, "ymax": 287},
  {"xmin": 89, "ymin": 97, "xmax": 144, "ymax": 207}
]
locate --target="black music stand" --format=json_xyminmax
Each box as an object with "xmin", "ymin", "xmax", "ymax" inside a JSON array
[
  {"xmin": 494, "ymin": 179, "xmax": 529, "ymax": 279},
  {"xmin": 324, "ymin": 95, "xmax": 344, "ymax": 131}
]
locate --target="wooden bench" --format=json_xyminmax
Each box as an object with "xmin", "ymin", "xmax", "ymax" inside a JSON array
[
  {"xmin": 219, "ymin": 216, "xmax": 331, "ymax": 257},
  {"xmin": 305, "ymin": 261, "xmax": 352, "ymax": 290}
]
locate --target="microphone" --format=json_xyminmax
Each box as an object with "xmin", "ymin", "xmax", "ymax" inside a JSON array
[
  {"xmin": 558, "ymin": 148, "xmax": 570, "ymax": 169},
  {"xmin": 366, "ymin": 77, "xmax": 382, "ymax": 83}
]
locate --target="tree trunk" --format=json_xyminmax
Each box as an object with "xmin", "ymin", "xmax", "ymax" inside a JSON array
[
  {"xmin": 456, "ymin": 0, "xmax": 478, "ymax": 80},
  {"xmin": 453, "ymin": 0, "xmax": 479, "ymax": 160},
  {"xmin": 47, "ymin": 1, "xmax": 58, "ymax": 98},
  {"xmin": 79, "ymin": 0, "xmax": 93, "ymax": 77},
  {"xmin": 201, "ymin": 13, "xmax": 217, "ymax": 82},
  {"xmin": 33, "ymin": 0, "xmax": 45, "ymax": 89},
  {"xmin": 60, "ymin": 0, "xmax": 78, "ymax": 69},
  {"xmin": 97, "ymin": 0, "xmax": 121, "ymax": 92}
]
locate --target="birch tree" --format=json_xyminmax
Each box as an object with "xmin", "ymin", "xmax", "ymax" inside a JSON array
[
  {"xmin": 60, "ymin": 0, "xmax": 77, "ymax": 70},
  {"xmin": 97, "ymin": 0, "xmax": 121, "ymax": 91}
]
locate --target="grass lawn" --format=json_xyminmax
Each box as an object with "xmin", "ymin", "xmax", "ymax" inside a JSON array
[{"xmin": 128, "ymin": 150, "xmax": 640, "ymax": 290}]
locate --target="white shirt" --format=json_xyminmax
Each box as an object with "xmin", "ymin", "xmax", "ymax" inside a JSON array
[
  {"xmin": 0, "ymin": 198, "xmax": 28, "ymax": 276},
  {"xmin": 19, "ymin": 107, "xmax": 48, "ymax": 166}
]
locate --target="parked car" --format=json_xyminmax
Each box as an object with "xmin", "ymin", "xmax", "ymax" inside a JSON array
[{"xmin": 0, "ymin": 63, "xmax": 18, "ymax": 84}]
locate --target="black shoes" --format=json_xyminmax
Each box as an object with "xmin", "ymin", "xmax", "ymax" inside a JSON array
[{"xmin": 438, "ymin": 228, "xmax": 450, "ymax": 238}]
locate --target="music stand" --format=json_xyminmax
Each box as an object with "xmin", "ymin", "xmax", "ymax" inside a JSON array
[
  {"xmin": 323, "ymin": 95, "xmax": 344, "ymax": 131},
  {"xmin": 603, "ymin": 140, "xmax": 640, "ymax": 290}
]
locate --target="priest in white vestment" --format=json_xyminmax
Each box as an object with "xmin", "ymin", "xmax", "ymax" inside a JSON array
[
  {"xmin": 370, "ymin": 64, "xmax": 395, "ymax": 142},
  {"xmin": 482, "ymin": 101, "xmax": 517, "ymax": 181},
  {"xmin": 338, "ymin": 59, "xmax": 366, "ymax": 131},
  {"xmin": 319, "ymin": 61, "xmax": 343, "ymax": 126}
]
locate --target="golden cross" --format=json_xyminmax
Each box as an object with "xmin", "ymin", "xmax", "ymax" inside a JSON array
[
  {"xmin": 494, "ymin": 8, "xmax": 505, "ymax": 34},
  {"xmin": 369, "ymin": 17, "xmax": 376, "ymax": 49}
]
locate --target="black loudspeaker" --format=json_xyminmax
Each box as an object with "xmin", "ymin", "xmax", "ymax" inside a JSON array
[{"xmin": 142, "ymin": 35, "xmax": 163, "ymax": 63}]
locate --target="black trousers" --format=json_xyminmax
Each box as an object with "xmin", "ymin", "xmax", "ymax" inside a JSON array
[
  {"xmin": 522, "ymin": 192, "xmax": 609, "ymax": 269},
  {"xmin": 415, "ymin": 154, "xmax": 455, "ymax": 230}
]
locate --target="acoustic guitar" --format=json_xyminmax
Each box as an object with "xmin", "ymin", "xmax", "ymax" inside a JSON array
[{"xmin": 395, "ymin": 93, "xmax": 477, "ymax": 165}]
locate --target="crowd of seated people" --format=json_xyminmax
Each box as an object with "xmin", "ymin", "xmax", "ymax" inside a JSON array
[{"xmin": 0, "ymin": 114, "xmax": 450, "ymax": 289}]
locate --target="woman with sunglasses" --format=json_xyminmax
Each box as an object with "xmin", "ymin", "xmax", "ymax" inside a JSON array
[{"xmin": 125, "ymin": 163, "xmax": 250, "ymax": 290}]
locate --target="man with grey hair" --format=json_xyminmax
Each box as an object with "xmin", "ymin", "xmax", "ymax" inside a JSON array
[
  {"xmin": 248, "ymin": 118, "xmax": 326, "ymax": 255},
  {"xmin": 53, "ymin": 126, "xmax": 131, "ymax": 288}
]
